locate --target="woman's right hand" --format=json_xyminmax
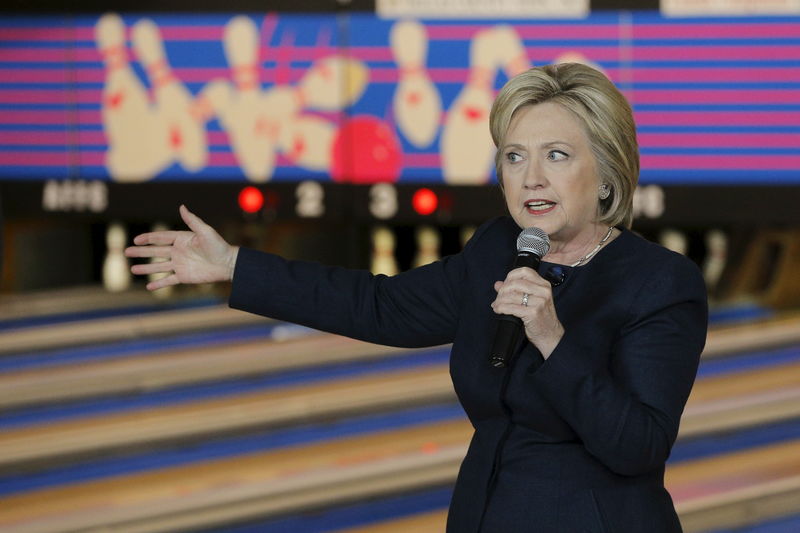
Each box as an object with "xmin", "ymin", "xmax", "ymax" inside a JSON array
[{"xmin": 125, "ymin": 205, "xmax": 239, "ymax": 291}]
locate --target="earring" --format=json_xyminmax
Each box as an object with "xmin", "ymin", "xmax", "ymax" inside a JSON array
[{"xmin": 599, "ymin": 183, "xmax": 611, "ymax": 200}]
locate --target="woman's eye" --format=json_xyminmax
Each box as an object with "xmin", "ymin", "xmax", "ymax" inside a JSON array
[
  {"xmin": 547, "ymin": 150, "xmax": 567, "ymax": 161},
  {"xmin": 506, "ymin": 152, "xmax": 522, "ymax": 163}
]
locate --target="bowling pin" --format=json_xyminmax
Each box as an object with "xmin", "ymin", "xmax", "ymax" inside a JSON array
[
  {"xmin": 554, "ymin": 52, "xmax": 606, "ymax": 75},
  {"xmin": 660, "ymin": 228, "xmax": 688, "ymax": 256},
  {"xmin": 440, "ymin": 28, "xmax": 497, "ymax": 184},
  {"xmin": 371, "ymin": 226, "xmax": 399, "ymax": 276},
  {"xmin": 413, "ymin": 226, "xmax": 440, "ymax": 268},
  {"xmin": 132, "ymin": 19, "xmax": 208, "ymax": 172},
  {"xmin": 95, "ymin": 13, "xmax": 172, "ymax": 181},
  {"xmin": 203, "ymin": 17, "xmax": 302, "ymax": 182},
  {"xmin": 491, "ymin": 25, "xmax": 529, "ymax": 79},
  {"xmin": 278, "ymin": 114, "xmax": 336, "ymax": 172},
  {"xmin": 390, "ymin": 20, "xmax": 442, "ymax": 148},
  {"xmin": 103, "ymin": 222, "xmax": 131, "ymax": 292},
  {"xmin": 460, "ymin": 225, "xmax": 476, "ymax": 249},
  {"xmin": 148, "ymin": 222, "xmax": 174, "ymax": 299},
  {"xmin": 297, "ymin": 55, "xmax": 369, "ymax": 111},
  {"xmin": 704, "ymin": 229, "xmax": 728, "ymax": 292}
]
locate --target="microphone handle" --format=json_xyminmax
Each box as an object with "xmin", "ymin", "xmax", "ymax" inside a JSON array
[{"xmin": 488, "ymin": 252, "xmax": 542, "ymax": 368}]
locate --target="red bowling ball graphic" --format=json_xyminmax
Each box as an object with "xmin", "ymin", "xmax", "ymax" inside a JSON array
[{"xmin": 331, "ymin": 116, "xmax": 402, "ymax": 184}]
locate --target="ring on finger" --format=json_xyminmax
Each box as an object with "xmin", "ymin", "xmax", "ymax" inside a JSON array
[{"xmin": 521, "ymin": 293, "xmax": 529, "ymax": 307}]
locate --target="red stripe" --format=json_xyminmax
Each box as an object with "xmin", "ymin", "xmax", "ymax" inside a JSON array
[
  {"xmin": 635, "ymin": 110, "xmax": 800, "ymax": 126},
  {"xmin": 639, "ymin": 132, "xmax": 800, "ymax": 149},
  {"xmin": 631, "ymin": 67, "xmax": 800, "ymax": 83},
  {"xmin": 633, "ymin": 45, "xmax": 800, "ymax": 61},
  {"xmin": 642, "ymin": 153, "xmax": 800, "ymax": 170},
  {"xmin": 403, "ymin": 153, "xmax": 440, "ymax": 167},
  {"xmin": 0, "ymin": 151, "xmax": 71, "ymax": 165},
  {"xmin": 0, "ymin": 89, "xmax": 102, "ymax": 104},
  {"xmin": 0, "ymin": 110, "xmax": 100, "ymax": 124},
  {"xmin": 632, "ymin": 23, "xmax": 800, "ymax": 40},
  {"xmin": 3, "ymin": 21, "xmax": 799, "ymax": 42},
  {"xmin": 0, "ymin": 27, "xmax": 82, "ymax": 41},
  {"xmin": 632, "ymin": 89, "xmax": 800, "ymax": 105},
  {"xmin": 426, "ymin": 24, "xmax": 621, "ymax": 41}
]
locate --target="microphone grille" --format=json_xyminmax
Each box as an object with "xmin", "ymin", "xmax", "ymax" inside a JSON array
[{"xmin": 517, "ymin": 227, "xmax": 550, "ymax": 257}]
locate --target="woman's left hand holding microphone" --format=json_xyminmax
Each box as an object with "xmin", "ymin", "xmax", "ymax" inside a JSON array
[
  {"xmin": 125, "ymin": 205, "xmax": 239, "ymax": 291},
  {"xmin": 492, "ymin": 267, "xmax": 564, "ymax": 359}
]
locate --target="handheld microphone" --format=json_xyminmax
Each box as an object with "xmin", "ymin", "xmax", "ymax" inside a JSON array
[{"xmin": 488, "ymin": 227, "xmax": 550, "ymax": 368}]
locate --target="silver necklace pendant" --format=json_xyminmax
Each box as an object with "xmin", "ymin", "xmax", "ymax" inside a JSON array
[{"xmin": 570, "ymin": 227, "xmax": 614, "ymax": 267}]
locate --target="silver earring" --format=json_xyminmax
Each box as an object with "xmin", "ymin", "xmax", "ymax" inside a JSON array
[{"xmin": 599, "ymin": 183, "xmax": 611, "ymax": 200}]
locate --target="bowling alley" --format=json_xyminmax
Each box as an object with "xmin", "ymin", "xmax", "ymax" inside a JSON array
[{"xmin": 1, "ymin": 0, "xmax": 800, "ymax": 531}]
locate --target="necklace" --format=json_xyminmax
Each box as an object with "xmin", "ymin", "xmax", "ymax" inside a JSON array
[{"xmin": 570, "ymin": 227, "xmax": 614, "ymax": 267}]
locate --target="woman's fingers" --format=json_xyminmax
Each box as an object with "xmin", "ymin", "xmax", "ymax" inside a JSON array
[
  {"xmin": 124, "ymin": 245, "xmax": 173, "ymax": 259},
  {"xmin": 131, "ymin": 261, "xmax": 172, "ymax": 276},
  {"xmin": 132, "ymin": 231, "xmax": 182, "ymax": 246},
  {"xmin": 179, "ymin": 204, "xmax": 211, "ymax": 235},
  {"xmin": 146, "ymin": 273, "xmax": 179, "ymax": 292}
]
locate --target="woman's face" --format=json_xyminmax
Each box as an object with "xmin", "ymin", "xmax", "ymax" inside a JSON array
[{"xmin": 500, "ymin": 101, "xmax": 602, "ymax": 250}]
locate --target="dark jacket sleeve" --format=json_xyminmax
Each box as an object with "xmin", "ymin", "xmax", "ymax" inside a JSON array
[
  {"xmin": 228, "ymin": 222, "xmax": 492, "ymax": 348},
  {"xmin": 531, "ymin": 254, "xmax": 708, "ymax": 476}
]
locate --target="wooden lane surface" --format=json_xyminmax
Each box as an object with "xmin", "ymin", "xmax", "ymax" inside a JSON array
[
  {"xmin": 335, "ymin": 441, "xmax": 800, "ymax": 533},
  {"xmin": 3, "ymin": 418, "xmax": 800, "ymax": 533},
  {"xmin": 4, "ymin": 311, "xmax": 799, "ymax": 412},
  {"xmin": 0, "ymin": 304, "xmax": 268, "ymax": 356},
  {"xmin": 0, "ymin": 332, "xmax": 420, "ymax": 410},
  {"xmin": 334, "ymin": 510, "xmax": 448, "ymax": 533},
  {"xmin": 671, "ymin": 440, "xmax": 800, "ymax": 532},
  {"xmin": 0, "ymin": 365, "xmax": 455, "ymax": 467},
  {"xmin": 679, "ymin": 360, "xmax": 800, "ymax": 437},
  {"xmin": 702, "ymin": 311, "xmax": 800, "ymax": 358},
  {"xmin": 2, "ymin": 344, "xmax": 799, "ymax": 468},
  {"xmin": 0, "ymin": 420, "xmax": 473, "ymax": 533},
  {"xmin": 0, "ymin": 286, "xmax": 176, "ymax": 322}
]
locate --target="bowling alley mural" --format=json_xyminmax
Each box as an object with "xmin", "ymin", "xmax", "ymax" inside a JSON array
[{"xmin": 1, "ymin": 13, "xmax": 799, "ymax": 185}]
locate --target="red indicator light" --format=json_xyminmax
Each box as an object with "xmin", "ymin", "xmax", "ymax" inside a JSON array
[
  {"xmin": 238, "ymin": 186, "xmax": 264, "ymax": 213},
  {"xmin": 412, "ymin": 188, "xmax": 438, "ymax": 216}
]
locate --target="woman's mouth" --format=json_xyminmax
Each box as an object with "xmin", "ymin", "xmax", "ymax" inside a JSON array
[{"xmin": 525, "ymin": 200, "xmax": 556, "ymax": 214}]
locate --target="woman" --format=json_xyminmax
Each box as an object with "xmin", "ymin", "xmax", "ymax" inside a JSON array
[{"xmin": 126, "ymin": 63, "xmax": 707, "ymax": 532}]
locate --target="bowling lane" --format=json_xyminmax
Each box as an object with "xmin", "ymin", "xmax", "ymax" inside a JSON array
[
  {"xmin": 0, "ymin": 358, "xmax": 454, "ymax": 468},
  {"xmin": 0, "ymin": 285, "xmax": 206, "ymax": 325},
  {"xmin": 5, "ymin": 412, "xmax": 800, "ymax": 533},
  {"xmin": 0, "ymin": 419, "xmax": 473, "ymax": 533},
  {"xmin": 0, "ymin": 302, "xmax": 272, "ymax": 356},
  {"xmin": 2, "ymin": 339, "xmax": 799, "ymax": 526}
]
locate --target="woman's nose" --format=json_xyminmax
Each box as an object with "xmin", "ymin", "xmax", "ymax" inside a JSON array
[{"xmin": 523, "ymin": 161, "xmax": 547, "ymax": 189}]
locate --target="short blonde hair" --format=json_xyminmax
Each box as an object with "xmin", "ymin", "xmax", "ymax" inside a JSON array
[{"xmin": 489, "ymin": 63, "xmax": 639, "ymax": 228}]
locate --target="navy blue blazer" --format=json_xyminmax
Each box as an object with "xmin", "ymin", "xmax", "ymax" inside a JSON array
[{"xmin": 230, "ymin": 216, "xmax": 708, "ymax": 533}]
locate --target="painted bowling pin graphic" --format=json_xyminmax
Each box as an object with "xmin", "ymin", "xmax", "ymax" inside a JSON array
[
  {"xmin": 390, "ymin": 20, "xmax": 442, "ymax": 148},
  {"xmin": 297, "ymin": 55, "xmax": 369, "ymax": 111},
  {"xmin": 554, "ymin": 51, "xmax": 606, "ymax": 75},
  {"xmin": 278, "ymin": 114, "xmax": 336, "ymax": 172},
  {"xmin": 491, "ymin": 25, "xmax": 529, "ymax": 79},
  {"xmin": 440, "ymin": 28, "xmax": 497, "ymax": 184},
  {"xmin": 201, "ymin": 16, "xmax": 298, "ymax": 182},
  {"xmin": 103, "ymin": 222, "xmax": 131, "ymax": 292},
  {"xmin": 95, "ymin": 13, "xmax": 171, "ymax": 181},
  {"xmin": 132, "ymin": 19, "xmax": 208, "ymax": 172}
]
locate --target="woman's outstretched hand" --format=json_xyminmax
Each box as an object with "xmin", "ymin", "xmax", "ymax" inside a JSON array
[{"xmin": 125, "ymin": 205, "xmax": 239, "ymax": 291}]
